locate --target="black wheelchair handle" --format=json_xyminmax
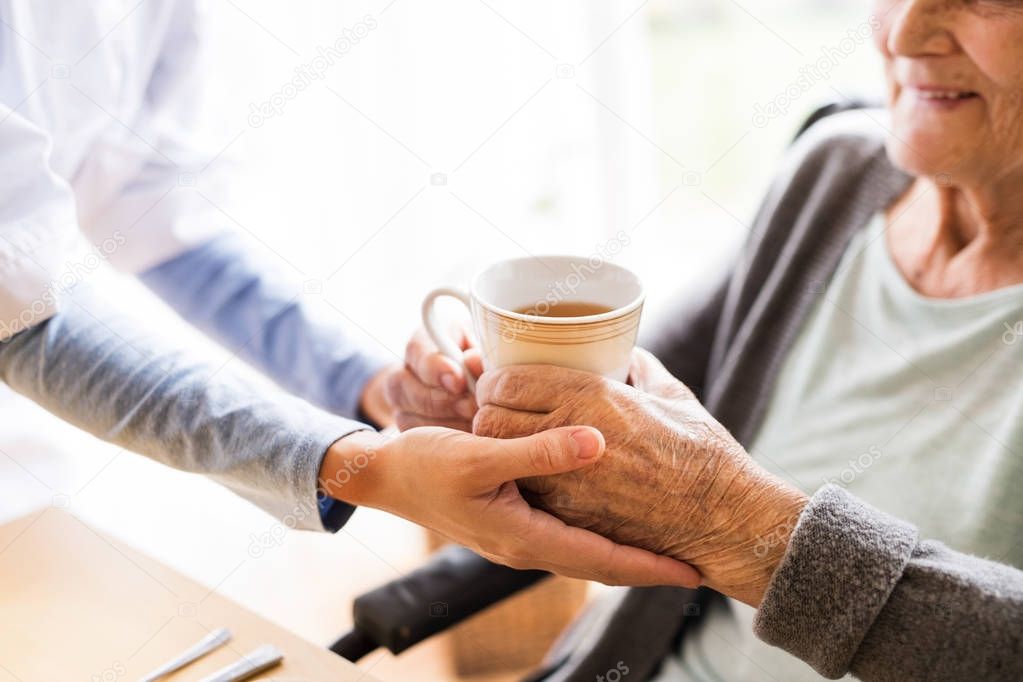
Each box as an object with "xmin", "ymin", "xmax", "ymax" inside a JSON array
[{"xmin": 330, "ymin": 544, "xmax": 549, "ymax": 660}]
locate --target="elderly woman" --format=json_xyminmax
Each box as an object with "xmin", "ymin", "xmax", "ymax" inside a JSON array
[{"xmin": 389, "ymin": 0, "xmax": 1023, "ymax": 679}]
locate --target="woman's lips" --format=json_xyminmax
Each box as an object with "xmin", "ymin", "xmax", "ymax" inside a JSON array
[{"xmin": 904, "ymin": 86, "xmax": 981, "ymax": 110}]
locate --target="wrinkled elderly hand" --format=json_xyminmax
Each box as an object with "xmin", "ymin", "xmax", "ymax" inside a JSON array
[
  {"xmin": 323, "ymin": 425, "xmax": 699, "ymax": 587},
  {"xmin": 474, "ymin": 349, "xmax": 808, "ymax": 606}
]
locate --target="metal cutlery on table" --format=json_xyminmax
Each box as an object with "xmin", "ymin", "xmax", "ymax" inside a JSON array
[
  {"xmin": 198, "ymin": 644, "xmax": 284, "ymax": 682},
  {"xmin": 136, "ymin": 627, "xmax": 232, "ymax": 682}
]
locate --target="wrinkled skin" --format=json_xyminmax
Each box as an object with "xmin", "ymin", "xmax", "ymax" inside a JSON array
[
  {"xmin": 474, "ymin": 349, "xmax": 808, "ymax": 606},
  {"xmin": 325, "ymin": 425, "xmax": 699, "ymax": 587}
]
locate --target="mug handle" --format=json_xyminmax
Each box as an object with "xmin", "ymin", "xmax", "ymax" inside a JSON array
[{"xmin": 421, "ymin": 287, "xmax": 476, "ymax": 393}]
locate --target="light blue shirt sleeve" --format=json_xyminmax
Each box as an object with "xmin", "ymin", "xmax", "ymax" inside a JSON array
[
  {"xmin": 139, "ymin": 233, "xmax": 396, "ymax": 530},
  {"xmin": 139, "ymin": 232, "xmax": 395, "ymax": 420}
]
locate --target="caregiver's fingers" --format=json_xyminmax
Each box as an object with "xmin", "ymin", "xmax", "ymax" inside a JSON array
[
  {"xmin": 385, "ymin": 367, "xmax": 476, "ymax": 420},
  {"xmin": 405, "ymin": 327, "xmax": 469, "ymax": 394},
  {"xmin": 394, "ymin": 412, "xmax": 473, "ymax": 433},
  {"xmin": 482, "ymin": 508, "xmax": 701, "ymax": 588}
]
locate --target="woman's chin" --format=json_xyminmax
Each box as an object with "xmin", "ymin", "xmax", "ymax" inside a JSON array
[
  {"xmin": 885, "ymin": 125, "xmax": 973, "ymax": 180},
  {"xmin": 887, "ymin": 99, "xmax": 987, "ymax": 178}
]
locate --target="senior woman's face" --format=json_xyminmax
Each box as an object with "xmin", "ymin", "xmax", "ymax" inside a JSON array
[{"xmin": 874, "ymin": 0, "xmax": 1023, "ymax": 180}]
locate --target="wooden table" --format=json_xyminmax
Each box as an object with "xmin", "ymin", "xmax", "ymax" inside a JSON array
[{"xmin": 0, "ymin": 508, "xmax": 380, "ymax": 681}]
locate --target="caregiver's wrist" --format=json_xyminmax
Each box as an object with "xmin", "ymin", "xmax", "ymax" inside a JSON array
[{"xmin": 319, "ymin": 430, "xmax": 390, "ymax": 507}]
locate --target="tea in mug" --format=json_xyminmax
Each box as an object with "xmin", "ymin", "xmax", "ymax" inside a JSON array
[{"xmin": 514, "ymin": 302, "xmax": 615, "ymax": 318}]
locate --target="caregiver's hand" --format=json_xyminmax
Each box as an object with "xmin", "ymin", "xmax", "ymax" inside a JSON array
[
  {"xmin": 473, "ymin": 349, "xmax": 809, "ymax": 606},
  {"xmin": 385, "ymin": 325, "xmax": 482, "ymax": 432},
  {"xmin": 319, "ymin": 425, "xmax": 699, "ymax": 587}
]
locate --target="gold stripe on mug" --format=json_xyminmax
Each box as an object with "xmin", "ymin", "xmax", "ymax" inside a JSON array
[
  {"xmin": 487, "ymin": 309, "xmax": 642, "ymax": 345},
  {"xmin": 488, "ymin": 332, "xmax": 639, "ymax": 346},
  {"xmin": 495, "ymin": 326, "xmax": 641, "ymax": 345},
  {"xmin": 489, "ymin": 306, "xmax": 642, "ymax": 328}
]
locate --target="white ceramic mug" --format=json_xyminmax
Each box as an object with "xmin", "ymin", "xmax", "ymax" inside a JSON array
[{"xmin": 422, "ymin": 255, "xmax": 645, "ymax": 390}]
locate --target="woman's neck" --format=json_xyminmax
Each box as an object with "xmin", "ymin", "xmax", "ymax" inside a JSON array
[{"xmin": 885, "ymin": 176, "xmax": 1023, "ymax": 298}]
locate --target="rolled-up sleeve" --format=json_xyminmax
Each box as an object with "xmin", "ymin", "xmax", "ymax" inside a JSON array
[
  {"xmin": 0, "ymin": 290, "xmax": 371, "ymax": 531},
  {"xmin": 754, "ymin": 484, "xmax": 1023, "ymax": 681}
]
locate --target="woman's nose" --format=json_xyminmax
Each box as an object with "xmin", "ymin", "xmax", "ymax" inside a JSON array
[{"xmin": 883, "ymin": 0, "xmax": 957, "ymax": 58}]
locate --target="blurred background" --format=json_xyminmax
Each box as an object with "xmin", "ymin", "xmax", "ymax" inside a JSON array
[{"xmin": 0, "ymin": 1, "xmax": 882, "ymax": 679}]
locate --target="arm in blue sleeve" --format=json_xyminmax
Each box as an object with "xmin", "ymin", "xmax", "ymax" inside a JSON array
[
  {"xmin": 139, "ymin": 233, "xmax": 394, "ymax": 530},
  {"xmin": 139, "ymin": 232, "xmax": 395, "ymax": 422},
  {"xmin": 0, "ymin": 291, "xmax": 370, "ymax": 531}
]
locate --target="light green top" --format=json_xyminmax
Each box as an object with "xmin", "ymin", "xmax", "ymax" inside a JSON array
[{"xmin": 654, "ymin": 214, "xmax": 1023, "ymax": 681}]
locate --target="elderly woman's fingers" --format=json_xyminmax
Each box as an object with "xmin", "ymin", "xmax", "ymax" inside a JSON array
[
  {"xmin": 385, "ymin": 368, "xmax": 476, "ymax": 419},
  {"xmin": 487, "ymin": 508, "xmax": 701, "ymax": 588},
  {"xmin": 476, "ymin": 364, "xmax": 597, "ymax": 412},
  {"xmin": 394, "ymin": 412, "xmax": 473, "ymax": 432},
  {"xmin": 473, "ymin": 404, "xmax": 552, "ymax": 439},
  {"xmin": 629, "ymin": 348, "xmax": 697, "ymax": 402}
]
